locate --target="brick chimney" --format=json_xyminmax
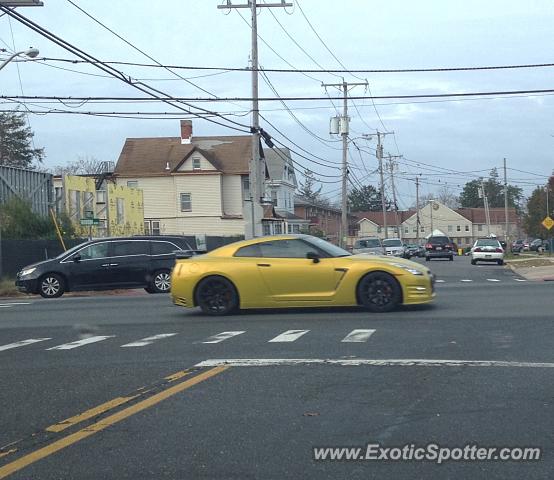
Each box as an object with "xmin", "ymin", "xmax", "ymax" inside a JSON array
[{"xmin": 180, "ymin": 120, "xmax": 192, "ymax": 144}]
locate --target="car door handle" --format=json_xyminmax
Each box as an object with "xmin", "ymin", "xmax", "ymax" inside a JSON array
[
  {"xmin": 257, "ymin": 263, "xmax": 271, "ymax": 267},
  {"xmin": 101, "ymin": 263, "xmax": 110, "ymax": 267},
  {"xmin": 109, "ymin": 263, "xmax": 119, "ymax": 267}
]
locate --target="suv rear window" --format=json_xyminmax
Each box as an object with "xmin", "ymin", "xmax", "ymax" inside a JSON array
[
  {"xmin": 428, "ymin": 236, "xmax": 450, "ymax": 244},
  {"xmin": 151, "ymin": 241, "xmax": 179, "ymax": 255},
  {"xmin": 355, "ymin": 239, "xmax": 381, "ymax": 248}
]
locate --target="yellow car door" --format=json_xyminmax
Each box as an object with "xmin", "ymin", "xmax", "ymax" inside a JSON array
[{"xmin": 254, "ymin": 239, "xmax": 338, "ymax": 302}]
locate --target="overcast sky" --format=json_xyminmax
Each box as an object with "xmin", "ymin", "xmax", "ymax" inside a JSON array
[{"xmin": 2, "ymin": 0, "xmax": 554, "ymax": 207}]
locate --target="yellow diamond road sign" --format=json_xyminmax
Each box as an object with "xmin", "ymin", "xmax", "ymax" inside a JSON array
[{"xmin": 542, "ymin": 216, "xmax": 554, "ymax": 230}]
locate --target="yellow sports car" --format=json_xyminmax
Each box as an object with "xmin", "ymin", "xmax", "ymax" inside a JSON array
[{"xmin": 171, "ymin": 235, "xmax": 435, "ymax": 315}]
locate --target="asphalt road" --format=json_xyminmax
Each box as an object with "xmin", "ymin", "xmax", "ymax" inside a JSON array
[{"xmin": 0, "ymin": 255, "xmax": 552, "ymax": 479}]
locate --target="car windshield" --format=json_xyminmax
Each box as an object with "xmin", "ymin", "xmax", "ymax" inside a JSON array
[
  {"xmin": 303, "ymin": 236, "xmax": 351, "ymax": 257},
  {"xmin": 55, "ymin": 242, "xmax": 89, "ymax": 259},
  {"xmin": 355, "ymin": 239, "xmax": 381, "ymax": 248},
  {"xmin": 383, "ymin": 239, "xmax": 402, "ymax": 247},
  {"xmin": 476, "ymin": 240, "xmax": 500, "ymax": 247}
]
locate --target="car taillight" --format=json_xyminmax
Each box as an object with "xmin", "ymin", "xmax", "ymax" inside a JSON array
[
  {"xmin": 474, "ymin": 247, "xmax": 482, "ymax": 252},
  {"xmin": 495, "ymin": 248, "xmax": 503, "ymax": 253},
  {"xmin": 445, "ymin": 244, "xmax": 452, "ymax": 249},
  {"xmin": 425, "ymin": 243, "xmax": 432, "ymax": 249}
]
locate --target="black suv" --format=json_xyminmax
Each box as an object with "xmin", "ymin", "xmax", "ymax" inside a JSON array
[
  {"xmin": 15, "ymin": 236, "xmax": 202, "ymax": 298},
  {"xmin": 425, "ymin": 235, "xmax": 454, "ymax": 261}
]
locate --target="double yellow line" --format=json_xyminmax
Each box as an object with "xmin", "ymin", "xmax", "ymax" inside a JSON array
[{"xmin": 0, "ymin": 366, "xmax": 228, "ymax": 479}]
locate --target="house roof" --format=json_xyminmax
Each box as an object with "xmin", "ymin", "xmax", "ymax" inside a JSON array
[
  {"xmin": 264, "ymin": 147, "xmax": 298, "ymax": 186},
  {"xmin": 355, "ymin": 210, "xmax": 416, "ymax": 225},
  {"xmin": 456, "ymin": 207, "xmax": 519, "ymax": 224},
  {"xmin": 114, "ymin": 136, "xmax": 251, "ymax": 176}
]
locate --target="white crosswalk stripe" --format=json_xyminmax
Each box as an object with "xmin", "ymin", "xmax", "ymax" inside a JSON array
[
  {"xmin": 460, "ymin": 279, "xmax": 473, "ymax": 282},
  {"xmin": 487, "ymin": 278, "xmax": 501, "ymax": 282},
  {"xmin": 0, "ymin": 302, "xmax": 32, "ymax": 308},
  {"xmin": 121, "ymin": 333, "xmax": 178, "ymax": 348},
  {"xmin": 0, "ymin": 338, "xmax": 51, "ymax": 352},
  {"xmin": 201, "ymin": 331, "xmax": 245, "ymax": 344},
  {"xmin": 341, "ymin": 329, "xmax": 376, "ymax": 343},
  {"xmin": 514, "ymin": 278, "xmax": 527, "ymax": 282},
  {"xmin": 46, "ymin": 336, "xmax": 115, "ymax": 350},
  {"xmin": 435, "ymin": 279, "xmax": 445, "ymax": 283},
  {"xmin": 268, "ymin": 330, "xmax": 310, "ymax": 343}
]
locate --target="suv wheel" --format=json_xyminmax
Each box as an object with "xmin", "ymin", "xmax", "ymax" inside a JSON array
[
  {"xmin": 471, "ymin": 259, "xmax": 477, "ymax": 265},
  {"xmin": 148, "ymin": 270, "xmax": 171, "ymax": 293},
  {"xmin": 39, "ymin": 273, "xmax": 65, "ymax": 298}
]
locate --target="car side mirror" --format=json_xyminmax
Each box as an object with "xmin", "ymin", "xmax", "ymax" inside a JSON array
[
  {"xmin": 72, "ymin": 254, "xmax": 81, "ymax": 263},
  {"xmin": 306, "ymin": 251, "xmax": 320, "ymax": 263}
]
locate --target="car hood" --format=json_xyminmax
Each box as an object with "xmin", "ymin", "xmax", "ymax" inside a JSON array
[
  {"xmin": 350, "ymin": 254, "xmax": 427, "ymax": 271},
  {"xmin": 18, "ymin": 258, "xmax": 57, "ymax": 272}
]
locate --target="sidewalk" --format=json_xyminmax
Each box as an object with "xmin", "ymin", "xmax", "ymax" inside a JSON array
[{"xmin": 506, "ymin": 257, "xmax": 554, "ymax": 281}]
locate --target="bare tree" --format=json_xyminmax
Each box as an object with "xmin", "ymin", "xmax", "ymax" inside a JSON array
[
  {"xmin": 51, "ymin": 156, "xmax": 102, "ymax": 176},
  {"xmin": 412, "ymin": 186, "xmax": 460, "ymax": 210}
]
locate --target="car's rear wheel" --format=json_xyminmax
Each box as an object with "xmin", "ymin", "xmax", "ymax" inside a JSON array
[
  {"xmin": 148, "ymin": 269, "xmax": 171, "ymax": 293},
  {"xmin": 39, "ymin": 273, "xmax": 65, "ymax": 298},
  {"xmin": 497, "ymin": 259, "xmax": 504, "ymax": 265},
  {"xmin": 195, "ymin": 276, "xmax": 238, "ymax": 316},
  {"xmin": 357, "ymin": 272, "xmax": 402, "ymax": 313},
  {"xmin": 449, "ymin": 256, "xmax": 454, "ymax": 261},
  {"xmin": 471, "ymin": 259, "xmax": 477, "ymax": 265},
  {"xmin": 425, "ymin": 256, "xmax": 430, "ymax": 262}
]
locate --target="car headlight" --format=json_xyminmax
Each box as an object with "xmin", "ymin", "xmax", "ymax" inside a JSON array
[
  {"xmin": 20, "ymin": 267, "xmax": 36, "ymax": 276},
  {"xmin": 391, "ymin": 263, "xmax": 423, "ymax": 275}
]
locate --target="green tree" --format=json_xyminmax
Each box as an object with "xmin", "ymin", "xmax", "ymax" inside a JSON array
[
  {"xmin": 0, "ymin": 111, "xmax": 45, "ymax": 168},
  {"xmin": 0, "ymin": 198, "xmax": 74, "ymax": 239},
  {"xmin": 523, "ymin": 176, "xmax": 554, "ymax": 238},
  {"xmin": 459, "ymin": 168, "xmax": 523, "ymax": 211},
  {"xmin": 348, "ymin": 184, "xmax": 383, "ymax": 212}
]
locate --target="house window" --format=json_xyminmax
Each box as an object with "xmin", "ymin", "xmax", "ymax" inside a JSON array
[
  {"xmin": 456, "ymin": 225, "xmax": 461, "ymax": 232},
  {"xmin": 242, "ymin": 177, "xmax": 250, "ymax": 197},
  {"xmin": 288, "ymin": 224, "xmax": 293, "ymax": 233},
  {"xmin": 404, "ymin": 227, "xmax": 409, "ymax": 234},
  {"xmin": 192, "ymin": 156, "xmax": 201, "ymax": 170},
  {"xmin": 465, "ymin": 225, "xmax": 470, "ymax": 232},
  {"xmin": 413, "ymin": 227, "xmax": 417, "ymax": 233},
  {"xmin": 421, "ymin": 226, "xmax": 425, "ymax": 232},
  {"xmin": 180, "ymin": 193, "xmax": 192, "ymax": 212},
  {"xmin": 145, "ymin": 220, "xmax": 160, "ymax": 235},
  {"xmin": 262, "ymin": 222, "xmax": 271, "ymax": 236},
  {"xmin": 127, "ymin": 180, "xmax": 138, "ymax": 188},
  {"xmin": 377, "ymin": 227, "xmax": 382, "ymax": 233},
  {"xmin": 274, "ymin": 223, "xmax": 282, "ymax": 234},
  {"xmin": 96, "ymin": 190, "xmax": 106, "ymax": 203},
  {"xmin": 448, "ymin": 225, "xmax": 453, "ymax": 232},
  {"xmin": 478, "ymin": 224, "xmax": 483, "ymax": 232},
  {"xmin": 293, "ymin": 224, "xmax": 300, "ymax": 233},
  {"xmin": 116, "ymin": 198, "xmax": 125, "ymax": 224},
  {"xmin": 271, "ymin": 190, "xmax": 278, "ymax": 206}
]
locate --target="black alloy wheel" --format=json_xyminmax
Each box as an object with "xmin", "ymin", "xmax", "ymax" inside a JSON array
[
  {"xmin": 39, "ymin": 273, "xmax": 65, "ymax": 298},
  {"xmin": 357, "ymin": 272, "xmax": 402, "ymax": 313},
  {"xmin": 196, "ymin": 276, "xmax": 238, "ymax": 316}
]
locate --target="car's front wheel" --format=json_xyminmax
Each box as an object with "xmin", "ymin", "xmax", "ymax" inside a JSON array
[
  {"xmin": 357, "ymin": 272, "xmax": 402, "ymax": 313},
  {"xmin": 39, "ymin": 273, "xmax": 65, "ymax": 298},
  {"xmin": 497, "ymin": 259, "xmax": 504, "ymax": 265},
  {"xmin": 471, "ymin": 259, "xmax": 477, "ymax": 265},
  {"xmin": 195, "ymin": 276, "xmax": 238, "ymax": 316},
  {"xmin": 147, "ymin": 269, "xmax": 172, "ymax": 293}
]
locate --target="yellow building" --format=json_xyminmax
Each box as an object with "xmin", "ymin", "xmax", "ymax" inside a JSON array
[{"xmin": 54, "ymin": 175, "xmax": 144, "ymax": 237}]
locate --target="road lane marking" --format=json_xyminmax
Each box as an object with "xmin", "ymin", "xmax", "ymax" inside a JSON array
[
  {"xmin": 0, "ymin": 366, "xmax": 228, "ymax": 479},
  {"xmin": 0, "ymin": 302, "xmax": 31, "ymax": 306},
  {"xmin": 341, "ymin": 329, "xmax": 376, "ymax": 343},
  {"xmin": 201, "ymin": 331, "xmax": 245, "ymax": 344},
  {"xmin": 45, "ymin": 395, "xmax": 140, "ymax": 433},
  {"xmin": 0, "ymin": 338, "xmax": 51, "ymax": 352},
  {"xmin": 487, "ymin": 278, "xmax": 501, "ymax": 282},
  {"xmin": 268, "ymin": 330, "xmax": 310, "ymax": 343},
  {"xmin": 514, "ymin": 278, "xmax": 527, "ymax": 282},
  {"xmin": 46, "ymin": 336, "xmax": 115, "ymax": 350},
  {"xmin": 120, "ymin": 333, "xmax": 178, "ymax": 348},
  {"xmin": 435, "ymin": 279, "xmax": 445, "ymax": 283},
  {"xmin": 196, "ymin": 358, "xmax": 554, "ymax": 368},
  {"xmin": 460, "ymin": 279, "xmax": 473, "ymax": 282}
]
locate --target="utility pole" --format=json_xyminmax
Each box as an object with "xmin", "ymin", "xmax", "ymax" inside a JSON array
[
  {"xmin": 429, "ymin": 199, "xmax": 434, "ymax": 233},
  {"xmin": 218, "ymin": 0, "xmax": 292, "ymax": 238},
  {"xmin": 503, "ymin": 157, "xmax": 509, "ymax": 243},
  {"xmin": 480, "ymin": 178, "xmax": 491, "ymax": 236},
  {"xmin": 323, "ymin": 79, "xmax": 367, "ymax": 247},
  {"xmin": 387, "ymin": 155, "xmax": 403, "ymax": 239},
  {"xmin": 415, "ymin": 176, "xmax": 420, "ymax": 244}
]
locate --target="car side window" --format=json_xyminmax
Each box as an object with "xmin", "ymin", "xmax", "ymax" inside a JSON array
[
  {"xmin": 151, "ymin": 241, "xmax": 179, "ymax": 255},
  {"xmin": 258, "ymin": 239, "xmax": 318, "ymax": 258},
  {"xmin": 111, "ymin": 241, "xmax": 149, "ymax": 257},
  {"xmin": 78, "ymin": 243, "xmax": 109, "ymax": 260},
  {"xmin": 234, "ymin": 244, "xmax": 262, "ymax": 257}
]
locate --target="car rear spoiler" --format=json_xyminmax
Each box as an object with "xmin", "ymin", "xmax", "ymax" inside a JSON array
[{"xmin": 174, "ymin": 249, "xmax": 207, "ymax": 259}]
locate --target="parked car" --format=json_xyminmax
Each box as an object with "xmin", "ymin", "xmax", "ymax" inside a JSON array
[
  {"xmin": 15, "ymin": 236, "xmax": 202, "ymax": 298},
  {"xmin": 424, "ymin": 235, "xmax": 454, "ymax": 261},
  {"xmin": 511, "ymin": 239, "xmax": 525, "ymax": 253},
  {"xmin": 171, "ymin": 234, "xmax": 435, "ymax": 315},
  {"xmin": 530, "ymin": 238, "xmax": 550, "ymax": 252},
  {"xmin": 382, "ymin": 238, "xmax": 406, "ymax": 257},
  {"xmin": 352, "ymin": 237, "xmax": 384, "ymax": 255},
  {"xmin": 470, "ymin": 238, "xmax": 504, "ymax": 265},
  {"xmin": 405, "ymin": 244, "xmax": 422, "ymax": 258}
]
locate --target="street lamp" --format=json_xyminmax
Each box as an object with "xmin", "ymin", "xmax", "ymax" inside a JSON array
[{"xmin": 0, "ymin": 47, "xmax": 39, "ymax": 71}]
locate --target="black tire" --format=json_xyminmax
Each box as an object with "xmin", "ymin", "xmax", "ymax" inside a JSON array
[
  {"xmin": 39, "ymin": 273, "xmax": 65, "ymax": 298},
  {"xmin": 471, "ymin": 259, "xmax": 477, "ymax": 265},
  {"xmin": 357, "ymin": 271, "xmax": 402, "ymax": 313},
  {"xmin": 149, "ymin": 269, "xmax": 171, "ymax": 293},
  {"xmin": 425, "ymin": 256, "xmax": 430, "ymax": 262},
  {"xmin": 497, "ymin": 259, "xmax": 504, "ymax": 266},
  {"xmin": 449, "ymin": 256, "xmax": 454, "ymax": 261},
  {"xmin": 195, "ymin": 276, "xmax": 238, "ymax": 316}
]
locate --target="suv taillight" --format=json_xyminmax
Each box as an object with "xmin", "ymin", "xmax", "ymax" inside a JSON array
[{"xmin": 425, "ymin": 243, "xmax": 432, "ymax": 249}]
